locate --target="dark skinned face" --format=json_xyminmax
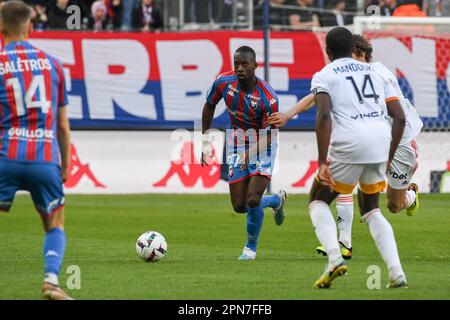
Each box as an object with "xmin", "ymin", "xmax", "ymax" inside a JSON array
[{"xmin": 234, "ymin": 51, "xmax": 257, "ymax": 85}]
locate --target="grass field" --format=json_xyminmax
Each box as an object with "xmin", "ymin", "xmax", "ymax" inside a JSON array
[{"xmin": 0, "ymin": 193, "xmax": 449, "ymax": 300}]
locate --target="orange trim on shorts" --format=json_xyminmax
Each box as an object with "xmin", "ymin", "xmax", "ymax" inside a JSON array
[
  {"xmin": 360, "ymin": 180, "xmax": 387, "ymax": 194},
  {"xmin": 315, "ymin": 176, "xmax": 355, "ymax": 194},
  {"xmin": 385, "ymin": 97, "xmax": 399, "ymax": 103},
  {"xmin": 333, "ymin": 181, "xmax": 356, "ymax": 194}
]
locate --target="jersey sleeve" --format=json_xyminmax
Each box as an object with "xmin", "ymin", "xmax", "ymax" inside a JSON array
[
  {"xmin": 310, "ymin": 71, "xmax": 329, "ymax": 96},
  {"xmin": 373, "ymin": 63, "xmax": 400, "ymax": 102},
  {"xmin": 53, "ymin": 58, "xmax": 68, "ymax": 108},
  {"xmin": 206, "ymin": 77, "xmax": 225, "ymax": 106},
  {"xmin": 384, "ymin": 77, "xmax": 399, "ymax": 102}
]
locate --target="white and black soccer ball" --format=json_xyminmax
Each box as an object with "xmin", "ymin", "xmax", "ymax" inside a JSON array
[{"xmin": 136, "ymin": 231, "xmax": 168, "ymax": 262}]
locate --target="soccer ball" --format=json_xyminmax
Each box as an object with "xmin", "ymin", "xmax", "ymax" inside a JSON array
[{"xmin": 136, "ymin": 231, "xmax": 168, "ymax": 262}]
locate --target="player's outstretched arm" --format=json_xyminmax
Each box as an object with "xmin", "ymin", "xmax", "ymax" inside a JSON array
[
  {"xmin": 315, "ymin": 93, "xmax": 335, "ymax": 188},
  {"xmin": 202, "ymin": 102, "xmax": 216, "ymax": 134},
  {"xmin": 268, "ymin": 93, "xmax": 315, "ymax": 128},
  {"xmin": 57, "ymin": 106, "xmax": 71, "ymax": 183},
  {"xmin": 201, "ymin": 102, "xmax": 216, "ymax": 166},
  {"xmin": 386, "ymin": 99, "xmax": 406, "ymax": 168}
]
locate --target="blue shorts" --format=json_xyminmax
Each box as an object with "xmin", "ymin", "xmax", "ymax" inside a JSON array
[
  {"xmin": 0, "ymin": 159, "xmax": 65, "ymax": 215},
  {"xmin": 224, "ymin": 129, "xmax": 279, "ymax": 184},
  {"xmin": 227, "ymin": 153, "xmax": 276, "ymax": 184}
]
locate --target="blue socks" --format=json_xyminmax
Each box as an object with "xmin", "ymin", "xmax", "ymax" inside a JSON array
[
  {"xmin": 244, "ymin": 194, "xmax": 281, "ymax": 253},
  {"xmin": 43, "ymin": 228, "xmax": 66, "ymax": 280},
  {"xmin": 261, "ymin": 194, "xmax": 281, "ymax": 209},
  {"xmin": 245, "ymin": 205, "xmax": 265, "ymax": 252}
]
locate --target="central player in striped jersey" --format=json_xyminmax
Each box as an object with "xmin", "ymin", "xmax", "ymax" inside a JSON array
[
  {"xmin": 0, "ymin": 1, "xmax": 71, "ymax": 299},
  {"xmin": 201, "ymin": 46, "xmax": 287, "ymax": 260}
]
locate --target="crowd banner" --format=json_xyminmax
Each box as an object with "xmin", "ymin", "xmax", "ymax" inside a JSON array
[{"xmin": 2, "ymin": 30, "xmax": 445, "ymax": 130}]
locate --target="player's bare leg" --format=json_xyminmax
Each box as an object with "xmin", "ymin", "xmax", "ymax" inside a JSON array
[
  {"xmin": 246, "ymin": 175, "xmax": 270, "ymax": 209},
  {"xmin": 40, "ymin": 208, "xmax": 73, "ymax": 300},
  {"xmin": 386, "ymin": 185, "xmax": 419, "ymax": 216},
  {"xmin": 386, "ymin": 186, "xmax": 408, "ymax": 213},
  {"xmin": 248, "ymin": 174, "xmax": 286, "ymax": 226},
  {"xmin": 359, "ymin": 191, "xmax": 407, "ymax": 288},
  {"xmin": 229, "ymin": 179, "xmax": 249, "ymax": 214}
]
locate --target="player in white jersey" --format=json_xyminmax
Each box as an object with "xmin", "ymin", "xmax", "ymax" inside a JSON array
[
  {"xmin": 307, "ymin": 27, "xmax": 407, "ymax": 289},
  {"xmin": 352, "ymin": 34, "xmax": 423, "ymax": 216},
  {"xmin": 268, "ymin": 34, "xmax": 422, "ymax": 262}
]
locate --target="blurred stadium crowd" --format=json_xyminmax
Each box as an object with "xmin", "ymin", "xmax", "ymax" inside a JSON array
[
  {"xmin": 255, "ymin": 0, "xmax": 450, "ymax": 30},
  {"xmin": 0, "ymin": 0, "xmax": 449, "ymax": 32}
]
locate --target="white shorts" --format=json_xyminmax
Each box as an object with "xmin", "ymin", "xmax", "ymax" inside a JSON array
[
  {"xmin": 387, "ymin": 139, "xmax": 418, "ymax": 190},
  {"xmin": 328, "ymin": 161, "xmax": 387, "ymax": 194}
]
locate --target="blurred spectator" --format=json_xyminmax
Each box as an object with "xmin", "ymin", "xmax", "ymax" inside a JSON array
[
  {"xmin": 121, "ymin": 0, "xmax": 139, "ymax": 30},
  {"xmin": 105, "ymin": 0, "xmax": 123, "ymax": 29},
  {"xmin": 184, "ymin": 0, "xmax": 233, "ymax": 25},
  {"xmin": 423, "ymin": 0, "xmax": 450, "ymax": 16},
  {"xmin": 315, "ymin": 0, "xmax": 325, "ymax": 9},
  {"xmin": 380, "ymin": 0, "xmax": 398, "ymax": 15},
  {"xmin": 320, "ymin": 0, "xmax": 353, "ymax": 27},
  {"xmin": 31, "ymin": 4, "xmax": 48, "ymax": 31},
  {"xmin": 211, "ymin": 0, "xmax": 233, "ymax": 23},
  {"xmin": 392, "ymin": 0, "xmax": 427, "ymax": 16},
  {"xmin": 185, "ymin": 0, "xmax": 210, "ymax": 23},
  {"xmin": 254, "ymin": 0, "xmax": 289, "ymax": 30},
  {"xmin": 288, "ymin": 0, "xmax": 320, "ymax": 29},
  {"xmin": 24, "ymin": 0, "xmax": 49, "ymax": 4},
  {"xmin": 87, "ymin": 0, "xmax": 109, "ymax": 31},
  {"xmin": 47, "ymin": 0, "xmax": 71, "ymax": 29},
  {"xmin": 365, "ymin": 0, "xmax": 379, "ymax": 8},
  {"xmin": 132, "ymin": 0, "xmax": 163, "ymax": 32}
]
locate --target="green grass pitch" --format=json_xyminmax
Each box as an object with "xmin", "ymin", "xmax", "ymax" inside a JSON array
[{"xmin": 0, "ymin": 193, "xmax": 449, "ymax": 300}]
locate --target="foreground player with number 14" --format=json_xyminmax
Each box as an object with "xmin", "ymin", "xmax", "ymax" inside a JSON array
[
  {"xmin": 0, "ymin": 1, "xmax": 72, "ymax": 300},
  {"xmin": 308, "ymin": 27, "xmax": 407, "ymax": 289},
  {"xmin": 201, "ymin": 46, "xmax": 287, "ymax": 260},
  {"xmin": 269, "ymin": 34, "xmax": 423, "ymax": 260}
]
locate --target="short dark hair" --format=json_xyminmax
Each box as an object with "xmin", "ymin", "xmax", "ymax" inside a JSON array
[
  {"xmin": 0, "ymin": 1, "xmax": 32, "ymax": 37},
  {"xmin": 352, "ymin": 34, "xmax": 373, "ymax": 62},
  {"xmin": 325, "ymin": 27, "xmax": 353, "ymax": 59},
  {"xmin": 235, "ymin": 46, "xmax": 256, "ymax": 62}
]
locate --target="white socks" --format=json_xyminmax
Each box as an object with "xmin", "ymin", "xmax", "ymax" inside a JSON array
[
  {"xmin": 405, "ymin": 189, "xmax": 416, "ymax": 208},
  {"xmin": 309, "ymin": 201, "xmax": 341, "ymax": 266},
  {"xmin": 363, "ymin": 209, "xmax": 405, "ymax": 280},
  {"xmin": 44, "ymin": 272, "xmax": 59, "ymax": 287},
  {"xmin": 336, "ymin": 194, "xmax": 354, "ymax": 248}
]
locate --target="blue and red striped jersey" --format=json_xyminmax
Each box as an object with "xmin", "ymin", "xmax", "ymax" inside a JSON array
[
  {"xmin": 206, "ymin": 71, "xmax": 279, "ymax": 131},
  {"xmin": 0, "ymin": 41, "xmax": 68, "ymax": 165}
]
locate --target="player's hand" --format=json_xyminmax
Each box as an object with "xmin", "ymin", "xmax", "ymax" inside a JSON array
[
  {"xmin": 268, "ymin": 112, "xmax": 289, "ymax": 128},
  {"xmin": 317, "ymin": 164, "xmax": 335, "ymax": 188},
  {"xmin": 239, "ymin": 151, "xmax": 249, "ymax": 170},
  {"xmin": 201, "ymin": 137, "xmax": 214, "ymax": 167},
  {"xmin": 201, "ymin": 152, "xmax": 213, "ymax": 167},
  {"xmin": 61, "ymin": 166, "xmax": 69, "ymax": 183}
]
